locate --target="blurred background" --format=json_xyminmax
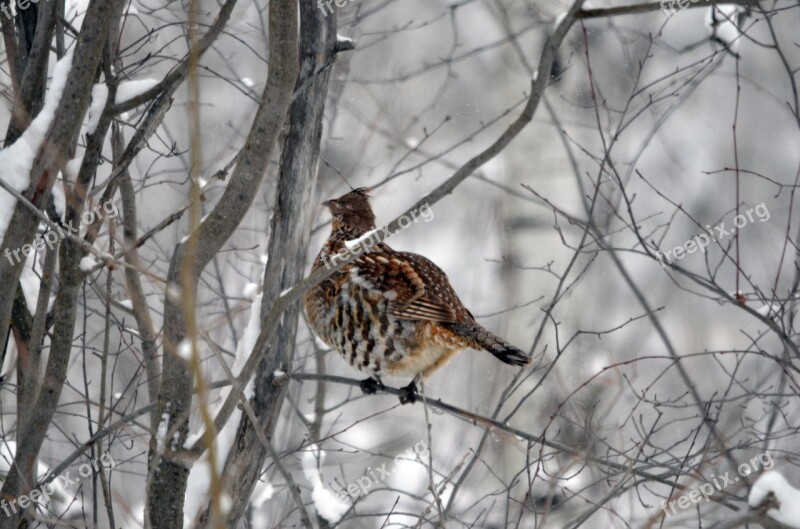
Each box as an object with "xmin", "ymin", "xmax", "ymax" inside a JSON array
[{"xmin": 1, "ymin": 0, "xmax": 799, "ymax": 527}]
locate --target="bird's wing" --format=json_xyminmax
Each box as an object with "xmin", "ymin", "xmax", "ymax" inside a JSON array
[{"xmin": 351, "ymin": 251, "xmax": 462, "ymax": 323}]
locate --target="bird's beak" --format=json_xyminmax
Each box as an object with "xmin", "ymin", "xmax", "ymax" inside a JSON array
[{"xmin": 322, "ymin": 199, "xmax": 332, "ymax": 208}]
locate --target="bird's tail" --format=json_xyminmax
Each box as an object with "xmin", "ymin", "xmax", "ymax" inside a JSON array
[{"xmin": 444, "ymin": 322, "xmax": 531, "ymax": 366}]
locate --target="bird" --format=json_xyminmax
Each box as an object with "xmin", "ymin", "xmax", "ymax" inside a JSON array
[{"xmin": 304, "ymin": 187, "xmax": 530, "ymax": 404}]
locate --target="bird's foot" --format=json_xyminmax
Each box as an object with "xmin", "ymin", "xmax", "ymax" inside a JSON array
[
  {"xmin": 360, "ymin": 377, "xmax": 384, "ymax": 395},
  {"xmin": 398, "ymin": 381, "xmax": 418, "ymax": 405}
]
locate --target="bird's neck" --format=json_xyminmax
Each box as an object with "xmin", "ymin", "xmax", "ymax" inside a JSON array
[{"xmin": 312, "ymin": 223, "xmax": 374, "ymax": 271}]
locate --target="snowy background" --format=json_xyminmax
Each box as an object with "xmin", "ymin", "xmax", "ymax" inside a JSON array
[{"xmin": 1, "ymin": 0, "xmax": 800, "ymax": 528}]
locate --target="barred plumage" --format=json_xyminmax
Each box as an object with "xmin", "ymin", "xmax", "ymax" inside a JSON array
[{"xmin": 304, "ymin": 187, "xmax": 530, "ymax": 403}]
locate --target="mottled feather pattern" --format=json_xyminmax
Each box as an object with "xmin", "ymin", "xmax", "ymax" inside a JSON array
[{"xmin": 304, "ymin": 188, "xmax": 531, "ymax": 385}]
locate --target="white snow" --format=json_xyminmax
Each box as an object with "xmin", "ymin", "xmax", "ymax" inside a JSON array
[
  {"xmin": 176, "ymin": 339, "xmax": 193, "ymax": 361},
  {"xmin": 302, "ymin": 446, "xmax": 349, "ymax": 523},
  {"xmin": 251, "ymin": 479, "xmax": 274, "ymax": 508},
  {"xmin": 279, "ymin": 287, "xmax": 292, "ymax": 297},
  {"xmin": 51, "ymin": 180, "xmax": 66, "ymax": 221},
  {"xmin": 259, "ymin": 254, "xmax": 269, "ymax": 265},
  {"xmin": 748, "ymin": 471, "xmax": 800, "ymax": 527},
  {"xmin": 243, "ymin": 282, "xmax": 260, "ymax": 300},
  {"xmin": 119, "ymin": 299, "xmax": 134, "ymax": 310},
  {"xmin": 344, "ymin": 228, "xmax": 381, "ymax": 252},
  {"xmin": 757, "ymin": 303, "xmax": 780, "ymax": 317},
  {"xmin": 553, "ymin": 12, "xmax": 567, "ymax": 29},
  {"xmin": 87, "ymin": 83, "xmax": 109, "ymax": 134},
  {"xmin": 336, "ymin": 34, "xmax": 354, "ymax": 46},
  {"xmin": 65, "ymin": 0, "xmax": 90, "ymax": 30},
  {"xmin": 19, "ymin": 250, "xmax": 42, "ymax": 314},
  {"xmin": 182, "ymin": 293, "xmax": 263, "ymax": 527},
  {"xmin": 156, "ymin": 413, "xmax": 170, "ymax": 455},
  {"xmin": 79, "ymin": 255, "xmax": 98, "ymax": 272},
  {"xmin": 115, "ymin": 79, "xmax": 159, "ymax": 105},
  {"xmin": 0, "ymin": 51, "xmax": 73, "ymax": 243},
  {"xmin": 236, "ymin": 294, "xmax": 262, "ymax": 401},
  {"xmin": 63, "ymin": 157, "xmax": 83, "ymax": 183},
  {"xmin": 219, "ymin": 493, "xmax": 232, "ymax": 515},
  {"xmin": 241, "ymin": 77, "xmax": 255, "ymax": 88},
  {"xmin": 183, "ymin": 433, "xmax": 202, "ymax": 449},
  {"xmin": 273, "ymin": 369, "xmax": 285, "ymax": 377}
]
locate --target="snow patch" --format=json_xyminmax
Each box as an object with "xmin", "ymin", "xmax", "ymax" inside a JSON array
[
  {"xmin": 302, "ymin": 446, "xmax": 349, "ymax": 523},
  {"xmin": 235, "ymin": 294, "xmax": 262, "ymax": 400},
  {"xmin": 218, "ymin": 493, "xmax": 231, "ymax": 515},
  {"xmin": 177, "ymin": 339, "xmax": 194, "ymax": 361},
  {"xmin": 182, "ymin": 294, "xmax": 263, "ymax": 526},
  {"xmin": 156, "ymin": 413, "xmax": 170, "ymax": 455},
  {"xmin": 19, "ymin": 250, "xmax": 43, "ymax": 314},
  {"xmin": 79, "ymin": 255, "xmax": 98, "ymax": 272},
  {"xmin": 251, "ymin": 479, "xmax": 274, "ymax": 508},
  {"xmin": 243, "ymin": 282, "xmax": 260, "ymax": 300},
  {"xmin": 87, "ymin": 83, "xmax": 109, "ymax": 134},
  {"xmin": 115, "ymin": 79, "xmax": 159, "ymax": 105},
  {"xmin": 51, "ymin": 180, "xmax": 66, "ymax": 221},
  {"xmin": 65, "ymin": 0, "xmax": 90, "ymax": 30},
  {"xmin": 63, "ymin": 157, "xmax": 83, "ymax": 183},
  {"xmin": 554, "ymin": 12, "xmax": 567, "ymax": 29},
  {"xmin": 344, "ymin": 227, "xmax": 381, "ymax": 252},
  {"xmin": 0, "ymin": 51, "xmax": 73, "ymax": 242},
  {"xmin": 183, "ymin": 432, "xmax": 202, "ymax": 449},
  {"xmin": 748, "ymin": 471, "xmax": 800, "ymax": 527}
]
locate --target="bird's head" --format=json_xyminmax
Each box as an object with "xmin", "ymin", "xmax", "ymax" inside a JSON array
[{"xmin": 323, "ymin": 187, "xmax": 376, "ymax": 233}]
